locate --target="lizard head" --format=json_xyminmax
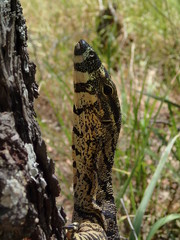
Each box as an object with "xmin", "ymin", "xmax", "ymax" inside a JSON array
[{"xmin": 73, "ymin": 39, "xmax": 121, "ymax": 137}]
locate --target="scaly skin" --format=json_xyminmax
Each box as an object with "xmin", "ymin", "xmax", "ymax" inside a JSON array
[{"xmin": 67, "ymin": 40, "xmax": 121, "ymax": 240}]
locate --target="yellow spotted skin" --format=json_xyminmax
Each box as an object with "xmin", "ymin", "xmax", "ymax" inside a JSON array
[
  {"xmin": 66, "ymin": 222, "xmax": 107, "ymax": 240},
  {"xmin": 67, "ymin": 40, "xmax": 121, "ymax": 240}
]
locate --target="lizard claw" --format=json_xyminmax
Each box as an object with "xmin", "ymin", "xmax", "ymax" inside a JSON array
[{"xmin": 64, "ymin": 222, "xmax": 80, "ymax": 239}]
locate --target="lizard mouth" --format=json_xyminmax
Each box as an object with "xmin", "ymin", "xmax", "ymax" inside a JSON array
[{"xmin": 74, "ymin": 39, "xmax": 89, "ymax": 56}]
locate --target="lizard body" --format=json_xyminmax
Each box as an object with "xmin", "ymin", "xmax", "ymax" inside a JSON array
[{"xmin": 67, "ymin": 40, "xmax": 121, "ymax": 240}]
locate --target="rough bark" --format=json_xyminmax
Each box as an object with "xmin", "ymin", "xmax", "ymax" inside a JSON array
[{"xmin": 0, "ymin": 1, "xmax": 66, "ymax": 239}]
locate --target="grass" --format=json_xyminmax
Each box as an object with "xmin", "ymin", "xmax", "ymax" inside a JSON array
[
  {"xmin": 21, "ymin": 0, "xmax": 180, "ymax": 238},
  {"xmin": 129, "ymin": 133, "xmax": 180, "ymax": 239}
]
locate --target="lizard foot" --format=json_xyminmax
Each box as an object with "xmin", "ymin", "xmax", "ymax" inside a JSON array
[{"xmin": 64, "ymin": 222, "xmax": 79, "ymax": 239}]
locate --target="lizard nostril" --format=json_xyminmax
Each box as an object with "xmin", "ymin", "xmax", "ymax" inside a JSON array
[
  {"xmin": 74, "ymin": 39, "xmax": 89, "ymax": 56},
  {"xmin": 75, "ymin": 42, "xmax": 80, "ymax": 50}
]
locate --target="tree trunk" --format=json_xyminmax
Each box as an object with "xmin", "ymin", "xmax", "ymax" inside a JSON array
[{"xmin": 0, "ymin": 0, "xmax": 66, "ymax": 239}]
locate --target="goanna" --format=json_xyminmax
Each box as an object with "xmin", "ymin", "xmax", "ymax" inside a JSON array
[{"xmin": 66, "ymin": 40, "xmax": 121, "ymax": 240}]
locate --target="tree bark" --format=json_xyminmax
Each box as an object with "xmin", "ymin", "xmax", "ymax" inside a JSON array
[{"xmin": 0, "ymin": 1, "xmax": 66, "ymax": 239}]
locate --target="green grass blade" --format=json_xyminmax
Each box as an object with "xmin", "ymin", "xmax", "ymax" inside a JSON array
[
  {"xmin": 119, "ymin": 155, "xmax": 144, "ymax": 199},
  {"xmin": 129, "ymin": 133, "xmax": 180, "ymax": 239},
  {"xmin": 136, "ymin": 90, "xmax": 180, "ymax": 109},
  {"xmin": 146, "ymin": 214, "xmax": 180, "ymax": 240}
]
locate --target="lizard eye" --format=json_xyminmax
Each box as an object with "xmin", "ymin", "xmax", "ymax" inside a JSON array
[
  {"xmin": 103, "ymin": 84, "xmax": 113, "ymax": 96},
  {"xmin": 89, "ymin": 50, "xmax": 95, "ymax": 58}
]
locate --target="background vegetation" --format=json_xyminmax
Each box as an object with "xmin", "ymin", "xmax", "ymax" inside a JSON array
[{"xmin": 21, "ymin": 0, "xmax": 180, "ymax": 239}]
